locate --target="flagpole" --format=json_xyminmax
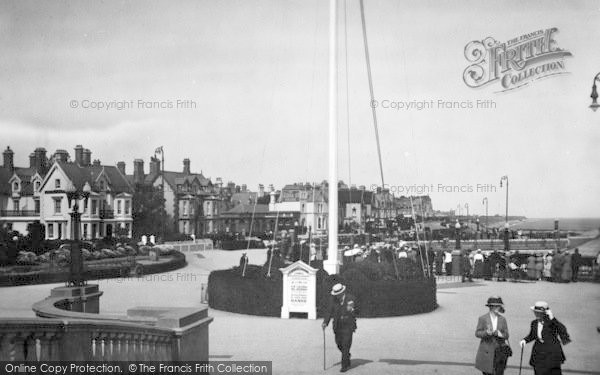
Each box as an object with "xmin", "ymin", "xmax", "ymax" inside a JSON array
[
  {"xmin": 161, "ymin": 148, "xmax": 165, "ymax": 242},
  {"xmin": 324, "ymin": 0, "xmax": 339, "ymax": 275}
]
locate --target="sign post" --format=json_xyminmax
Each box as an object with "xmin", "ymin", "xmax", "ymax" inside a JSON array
[{"xmin": 280, "ymin": 260, "xmax": 317, "ymax": 319}]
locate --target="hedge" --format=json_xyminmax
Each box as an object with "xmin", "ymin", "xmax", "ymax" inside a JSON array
[
  {"xmin": 208, "ymin": 257, "xmax": 437, "ymax": 318},
  {"xmin": 0, "ymin": 250, "xmax": 187, "ymax": 287}
]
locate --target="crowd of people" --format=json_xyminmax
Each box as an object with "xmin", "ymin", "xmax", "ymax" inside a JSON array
[{"xmin": 435, "ymin": 248, "xmax": 586, "ymax": 283}]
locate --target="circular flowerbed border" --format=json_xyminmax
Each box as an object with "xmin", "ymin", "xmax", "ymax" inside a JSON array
[
  {"xmin": 0, "ymin": 251, "xmax": 187, "ymax": 287},
  {"xmin": 208, "ymin": 260, "xmax": 437, "ymax": 318}
]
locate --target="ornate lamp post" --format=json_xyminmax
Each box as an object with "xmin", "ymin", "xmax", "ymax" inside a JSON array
[
  {"xmin": 482, "ymin": 197, "xmax": 489, "ymax": 234},
  {"xmin": 65, "ymin": 182, "xmax": 91, "ymax": 287},
  {"xmin": 455, "ymin": 219, "xmax": 461, "ymax": 250},
  {"xmin": 590, "ymin": 72, "xmax": 600, "ymax": 112}
]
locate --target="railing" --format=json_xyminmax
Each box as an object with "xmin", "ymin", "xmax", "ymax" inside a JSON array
[
  {"xmin": 99, "ymin": 209, "xmax": 114, "ymax": 219},
  {"xmin": 0, "ymin": 210, "xmax": 39, "ymax": 217},
  {"xmin": 164, "ymin": 240, "xmax": 213, "ymax": 252},
  {"xmin": 419, "ymin": 239, "xmax": 569, "ymax": 251}
]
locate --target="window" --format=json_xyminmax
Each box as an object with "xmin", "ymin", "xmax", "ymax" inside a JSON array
[
  {"xmin": 55, "ymin": 179, "xmax": 61, "ymax": 189},
  {"xmin": 57, "ymin": 223, "xmax": 62, "ymax": 239},
  {"xmin": 13, "ymin": 199, "xmax": 19, "ymax": 211},
  {"xmin": 99, "ymin": 180, "xmax": 105, "ymax": 190},
  {"xmin": 35, "ymin": 181, "xmax": 41, "ymax": 192},
  {"xmin": 92, "ymin": 224, "xmax": 97, "ymax": 239},
  {"xmin": 318, "ymin": 217, "xmax": 322, "ymax": 229},
  {"xmin": 83, "ymin": 224, "xmax": 88, "ymax": 239},
  {"xmin": 117, "ymin": 200, "xmax": 122, "ymax": 215},
  {"xmin": 34, "ymin": 200, "xmax": 40, "ymax": 214},
  {"xmin": 301, "ymin": 204, "xmax": 305, "ymax": 213},
  {"xmin": 125, "ymin": 200, "xmax": 130, "ymax": 215},
  {"xmin": 48, "ymin": 224, "xmax": 54, "ymax": 238},
  {"xmin": 91, "ymin": 200, "xmax": 98, "ymax": 215},
  {"xmin": 53, "ymin": 198, "xmax": 62, "ymax": 214},
  {"xmin": 13, "ymin": 182, "xmax": 19, "ymax": 191},
  {"xmin": 352, "ymin": 207, "xmax": 357, "ymax": 217},
  {"xmin": 183, "ymin": 201, "xmax": 188, "ymax": 215},
  {"xmin": 318, "ymin": 204, "xmax": 323, "ymax": 213}
]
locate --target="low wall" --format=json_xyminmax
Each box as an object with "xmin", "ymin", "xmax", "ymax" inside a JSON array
[
  {"xmin": 164, "ymin": 240, "xmax": 213, "ymax": 252},
  {"xmin": 0, "ymin": 251, "xmax": 187, "ymax": 287},
  {"xmin": 1, "ymin": 285, "xmax": 213, "ymax": 361}
]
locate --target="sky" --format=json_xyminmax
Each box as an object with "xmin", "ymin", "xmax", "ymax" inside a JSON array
[{"xmin": 1, "ymin": 0, "xmax": 599, "ymax": 218}]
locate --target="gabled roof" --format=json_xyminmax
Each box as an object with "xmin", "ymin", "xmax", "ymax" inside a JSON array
[
  {"xmin": 58, "ymin": 162, "xmax": 93, "ymax": 190},
  {"xmin": 146, "ymin": 170, "xmax": 212, "ymax": 190},
  {"xmin": 89, "ymin": 165, "xmax": 133, "ymax": 193}
]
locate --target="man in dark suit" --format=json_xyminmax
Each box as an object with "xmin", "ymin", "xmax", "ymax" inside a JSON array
[
  {"xmin": 520, "ymin": 301, "xmax": 571, "ymax": 375},
  {"xmin": 322, "ymin": 283, "xmax": 357, "ymax": 372}
]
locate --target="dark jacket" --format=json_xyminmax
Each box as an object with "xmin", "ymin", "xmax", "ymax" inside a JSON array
[
  {"xmin": 323, "ymin": 293, "xmax": 357, "ymax": 333},
  {"xmin": 523, "ymin": 318, "xmax": 571, "ymax": 369}
]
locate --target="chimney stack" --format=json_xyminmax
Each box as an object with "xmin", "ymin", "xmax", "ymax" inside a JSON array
[
  {"xmin": 29, "ymin": 153, "xmax": 36, "ymax": 168},
  {"xmin": 3, "ymin": 146, "xmax": 14, "ymax": 171},
  {"xmin": 258, "ymin": 184, "xmax": 264, "ymax": 197},
  {"xmin": 92, "ymin": 159, "xmax": 101, "ymax": 167},
  {"xmin": 34, "ymin": 147, "xmax": 47, "ymax": 172},
  {"xmin": 241, "ymin": 184, "xmax": 247, "ymax": 192},
  {"xmin": 183, "ymin": 158, "xmax": 191, "ymax": 174},
  {"xmin": 117, "ymin": 161, "xmax": 126, "ymax": 175},
  {"xmin": 74, "ymin": 145, "xmax": 84, "ymax": 165},
  {"xmin": 83, "ymin": 149, "xmax": 91, "ymax": 166},
  {"xmin": 149, "ymin": 156, "xmax": 160, "ymax": 175},
  {"xmin": 54, "ymin": 149, "xmax": 69, "ymax": 163},
  {"xmin": 133, "ymin": 159, "xmax": 145, "ymax": 185}
]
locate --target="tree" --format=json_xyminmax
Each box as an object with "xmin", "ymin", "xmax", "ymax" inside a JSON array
[
  {"xmin": 26, "ymin": 220, "xmax": 45, "ymax": 254},
  {"xmin": 132, "ymin": 184, "xmax": 169, "ymax": 240}
]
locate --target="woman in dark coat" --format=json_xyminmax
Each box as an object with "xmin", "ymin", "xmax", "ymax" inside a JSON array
[
  {"xmin": 475, "ymin": 296, "xmax": 510, "ymax": 375},
  {"xmin": 520, "ymin": 301, "xmax": 571, "ymax": 375}
]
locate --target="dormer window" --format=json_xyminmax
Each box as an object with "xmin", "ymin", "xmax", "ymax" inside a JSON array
[
  {"xmin": 35, "ymin": 181, "xmax": 41, "ymax": 192},
  {"xmin": 12, "ymin": 182, "xmax": 19, "ymax": 191},
  {"xmin": 99, "ymin": 180, "xmax": 105, "ymax": 190},
  {"xmin": 55, "ymin": 179, "xmax": 61, "ymax": 189}
]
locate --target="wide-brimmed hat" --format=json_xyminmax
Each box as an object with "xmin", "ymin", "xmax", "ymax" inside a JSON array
[
  {"xmin": 531, "ymin": 301, "xmax": 549, "ymax": 312},
  {"xmin": 486, "ymin": 296, "xmax": 504, "ymax": 307},
  {"xmin": 331, "ymin": 283, "xmax": 346, "ymax": 296}
]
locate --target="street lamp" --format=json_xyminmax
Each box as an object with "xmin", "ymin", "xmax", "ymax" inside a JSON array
[
  {"xmin": 65, "ymin": 182, "xmax": 92, "ymax": 287},
  {"xmin": 482, "ymin": 197, "xmax": 488, "ymax": 235},
  {"xmin": 590, "ymin": 72, "xmax": 600, "ymax": 112},
  {"xmin": 455, "ymin": 219, "xmax": 461, "ymax": 250},
  {"xmin": 499, "ymin": 175, "xmax": 508, "ymax": 224}
]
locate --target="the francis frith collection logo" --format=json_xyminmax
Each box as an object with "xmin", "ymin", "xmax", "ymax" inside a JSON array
[{"xmin": 463, "ymin": 28, "xmax": 572, "ymax": 92}]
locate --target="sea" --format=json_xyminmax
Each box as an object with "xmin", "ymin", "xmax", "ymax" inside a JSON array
[{"xmin": 509, "ymin": 218, "xmax": 600, "ymax": 233}]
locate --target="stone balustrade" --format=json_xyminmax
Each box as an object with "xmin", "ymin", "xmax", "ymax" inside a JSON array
[{"xmin": 1, "ymin": 284, "xmax": 212, "ymax": 361}]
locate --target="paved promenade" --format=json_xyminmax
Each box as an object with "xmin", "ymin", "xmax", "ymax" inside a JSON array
[{"xmin": 1, "ymin": 249, "xmax": 599, "ymax": 374}]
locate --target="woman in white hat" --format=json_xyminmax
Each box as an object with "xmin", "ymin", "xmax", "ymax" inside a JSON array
[
  {"xmin": 519, "ymin": 301, "xmax": 571, "ymax": 375},
  {"xmin": 475, "ymin": 296, "xmax": 510, "ymax": 375}
]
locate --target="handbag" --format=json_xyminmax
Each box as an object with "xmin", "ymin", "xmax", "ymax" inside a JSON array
[{"xmin": 495, "ymin": 338, "xmax": 513, "ymax": 358}]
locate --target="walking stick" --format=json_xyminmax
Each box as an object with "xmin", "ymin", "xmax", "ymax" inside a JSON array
[
  {"xmin": 518, "ymin": 344, "xmax": 524, "ymax": 375},
  {"xmin": 322, "ymin": 327, "xmax": 326, "ymax": 370}
]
